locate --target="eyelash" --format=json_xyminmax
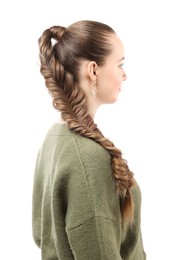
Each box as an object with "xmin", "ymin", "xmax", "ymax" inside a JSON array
[{"xmin": 119, "ymin": 63, "xmax": 124, "ymax": 69}]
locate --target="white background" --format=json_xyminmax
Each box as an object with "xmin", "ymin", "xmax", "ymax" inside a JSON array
[{"xmin": 0, "ymin": 0, "xmax": 179, "ymax": 259}]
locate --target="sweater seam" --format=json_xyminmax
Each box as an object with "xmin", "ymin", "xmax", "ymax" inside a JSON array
[
  {"xmin": 74, "ymin": 137, "xmax": 117, "ymax": 257},
  {"xmin": 74, "ymin": 137, "xmax": 95, "ymax": 213},
  {"xmin": 67, "ymin": 215, "xmax": 118, "ymax": 231}
]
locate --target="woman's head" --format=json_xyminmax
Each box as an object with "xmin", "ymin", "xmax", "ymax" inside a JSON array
[
  {"xmin": 38, "ymin": 20, "xmax": 135, "ymax": 224},
  {"xmin": 38, "ymin": 20, "xmax": 127, "ymax": 115},
  {"xmin": 48, "ymin": 20, "xmax": 115, "ymax": 82}
]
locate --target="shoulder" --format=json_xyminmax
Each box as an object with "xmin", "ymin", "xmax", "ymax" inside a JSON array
[
  {"xmin": 45, "ymin": 123, "xmax": 110, "ymax": 161},
  {"xmin": 37, "ymin": 123, "xmax": 112, "ymax": 184}
]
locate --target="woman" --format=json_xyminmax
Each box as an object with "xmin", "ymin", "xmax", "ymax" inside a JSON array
[{"xmin": 32, "ymin": 20, "xmax": 146, "ymax": 259}]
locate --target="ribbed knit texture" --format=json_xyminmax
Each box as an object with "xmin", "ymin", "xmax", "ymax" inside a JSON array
[{"xmin": 32, "ymin": 123, "xmax": 146, "ymax": 259}]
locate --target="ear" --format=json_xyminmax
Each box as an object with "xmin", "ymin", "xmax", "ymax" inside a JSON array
[{"xmin": 87, "ymin": 61, "xmax": 97, "ymax": 81}]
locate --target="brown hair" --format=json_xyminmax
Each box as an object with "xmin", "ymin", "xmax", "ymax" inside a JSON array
[{"xmin": 38, "ymin": 20, "xmax": 136, "ymax": 224}]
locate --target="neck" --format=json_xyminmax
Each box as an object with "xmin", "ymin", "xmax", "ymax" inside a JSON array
[{"xmin": 87, "ymin": 99, "xmax": 100, "ymax": 119}]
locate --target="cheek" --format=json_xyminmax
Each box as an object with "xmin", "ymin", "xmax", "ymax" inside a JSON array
[
  {"xmin": 105, "ymin": 70, "xmax": 119, "ymax": 84},
  {"xmin": 110, "ymin": 72, "xmax": 122, "ymax": 88},
  {"xmin": 99, "ymin": 72, "xmax": 121, "ymax": 93},
  {"xmin": 97, "ymin": 77, "xmax": 120, "ymax": 102}
]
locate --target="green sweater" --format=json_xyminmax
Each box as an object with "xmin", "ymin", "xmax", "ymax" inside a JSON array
[{"xmin": 32, "ymin": 123, "xmax": 146, "ymax": 260}]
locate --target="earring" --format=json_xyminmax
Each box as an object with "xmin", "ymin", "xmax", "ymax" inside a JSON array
[{"xmin": 91, "ymin": 80, "xmax": 96, "ymax": 98}]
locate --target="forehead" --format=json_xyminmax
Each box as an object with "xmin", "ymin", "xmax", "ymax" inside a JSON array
[{"xmin": 107, "ymin": 34, "xmax": 124, "ymax": 60}]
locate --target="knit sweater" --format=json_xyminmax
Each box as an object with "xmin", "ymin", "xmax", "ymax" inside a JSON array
[{"xmin": 32, "ymin": 123, "xmax": 146, "ymax": 260}]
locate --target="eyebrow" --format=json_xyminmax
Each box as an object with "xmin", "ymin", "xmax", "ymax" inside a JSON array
[
  {"xmin": 119, "ymin": 57, "xmax": 125, "ymax": 61},
  {"xmin": 116, "ymin": 57, "xmax": 125, "ymax": 63}
]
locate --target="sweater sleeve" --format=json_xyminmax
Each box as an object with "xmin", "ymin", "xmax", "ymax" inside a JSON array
[{"xmin": 61, "ymin": 136, "xmax": 123, "ymax": 260}]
